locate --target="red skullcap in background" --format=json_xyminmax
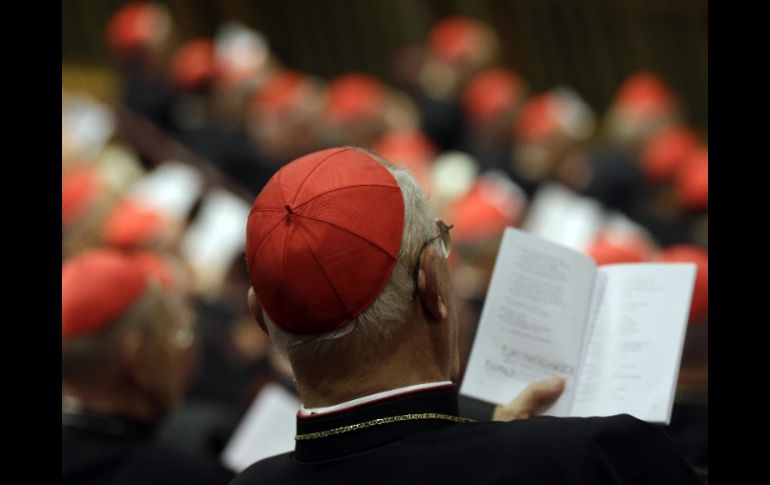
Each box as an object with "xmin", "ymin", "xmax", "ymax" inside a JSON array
[
  {"xmin": 462, "ymin": 68, "xmax": 526, "ymax": 123},
  {"xmin": 675, "ymin": 147, "xmax": 708, "ymax": 211},
  {"xmin": 106, "ymin": 2, "xmax": 169, "ymax": 57},
  {"xmin": 640, "ymin": 125, "xmax": 699, "ymax": 183},
  {"xmin": 62, "ymin": 166, "xmax": 104, "ymax": 228},
  {"xmin": 613, "ymin": 71, "xmax": 675, "ymax": 121},
  {"xmin": 428, "ymin": 17, "xmax": 484, "ymax": 65},
  {"xmin": 245, "ymin": 147, "xmax": 404, "ymax": 335},
  {"xmin": 62, "ymin": 249, "xmax": 148, "ymax": 339},
  {"xmin": 250, "ymin": 70, "xmax": 309, "ymax": 116},
  {"xmin": 654, "ymin": 245, "xmax": 708, "ymax": 324},
  {"xmin": 169, "ymin": 39, "xmax": 216, "ymax": 92},
  {"xmin": 325, "ymin": 74, "xmax": 387, "ymax": 124},
  {"xmin": 372, "ymin": 131, "xmax": 436, "ymax": 191},
  {"xmin": 587, "ymin": 231, "xmax": 654, "ymax": 266},
  {"xmin": 449, "ymin": 175, "xmax": 525, "ymax": 244},
  {"xmin": 514, "ymin": 94, "xmax": 561, "ymax": 144},
  {"xmin": 133, "ymin": 251, "xmax": 176, "ymax": 291},
  {"xmin": 102, "ymin": 199, "xmax": 165, "ymax": 249}
]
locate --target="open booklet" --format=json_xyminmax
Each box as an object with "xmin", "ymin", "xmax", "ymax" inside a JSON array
[{"xmin": 460, "ymin": 228, "xmax": 696, "ymax": 424}]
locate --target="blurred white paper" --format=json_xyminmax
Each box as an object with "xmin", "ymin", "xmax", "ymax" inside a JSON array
[
  {"xmin": 180, "ymin": 189, "xmax": 250, "ymax": 292},
  {"xmin": 522, "ymin": 183, "xmax": 604, "ymax": 252},
  {"xmin": 128, "ymin": 162, "xmax": 204, "ymax": 220},
  {"xmin": 221, "ymin": 383, "xmax": 300, "ymax": 472},
  {"xmin": 62, "ymin": 91, "xmax": 115, "ymax": 161},
  {"xmin": 571, "ymin": 264, "xmax": 695, "ymax": 424}
]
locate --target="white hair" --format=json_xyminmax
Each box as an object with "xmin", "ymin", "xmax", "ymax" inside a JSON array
[{"xmin": 264, "ymin": 151, "xmax": 436, "ymax": 362}]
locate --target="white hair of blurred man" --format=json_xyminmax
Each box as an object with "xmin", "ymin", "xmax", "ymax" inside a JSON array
[{"xmin": 429, "ymin": 151, "xmax": 480, "ymax": 217}]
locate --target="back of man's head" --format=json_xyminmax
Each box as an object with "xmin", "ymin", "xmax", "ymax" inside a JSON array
[
  {"xmin": 245, "ymin": 147, "xmax": 458, "ymax": 403},
  {"xmin": 62, "ymin": 249, "xmax": 192, "ymax": 421}
]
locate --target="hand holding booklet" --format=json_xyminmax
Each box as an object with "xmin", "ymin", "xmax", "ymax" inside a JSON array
[{"xmin": 460, "ymin": 228, "xmax": 696, "ymax": 424}]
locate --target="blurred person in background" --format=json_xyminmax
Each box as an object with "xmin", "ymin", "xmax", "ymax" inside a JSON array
[
  {"xmin": 581, "ymin": 71, "xmax": 699, "ymax": 246},
  {"xmin": 164, "ymin": 30, "xmax": 277, "ymax": 194},
  {"xmin": 416, "ymin": 16, "xmax": 500, "ymax": 151},
  {"xmin": 318, "ymin": 72, "xmax": 421, "ymax": 149},
  {"xmin": 246, "ymin": 69, "xmax": 326, "ymax": 167},
  {"xmin": 600, "ymin": 71, "xmax": 682, "ymax": 150},
  {"xmin": 62, "ymin": 249, "xmax": 234, "ymax": 485},
  {"xmin": 233, "ymin": 147, "xmax": 701, "ymax": 484},
  {"xmin": 107, "ymin": 1, "xmax": 176, "ymax": 131},
  {"xmin": 459, "ymin": 67, "xmax": 529, "ymax": 174},
  {"xmin": 509, "ymin": 88, "xmax": 596, "ymax": 198}
]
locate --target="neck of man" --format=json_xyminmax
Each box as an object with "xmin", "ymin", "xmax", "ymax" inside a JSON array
[{"xmin": 291, "ymin": 323, "xmax": 450, "ymax": 409}]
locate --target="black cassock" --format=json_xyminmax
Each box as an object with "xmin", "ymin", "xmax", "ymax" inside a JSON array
[
  {"xmin": 62, "ymin": 412, "xmax": 234, "ymax": 485},
  {"xmin": 231, "ymin": 385, "xmax": 702, "ymax": 485}
]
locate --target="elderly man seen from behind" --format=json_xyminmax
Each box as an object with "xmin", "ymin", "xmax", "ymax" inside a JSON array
[{"xmin": 232, "ymin": 147, "xmax": 702, "ymax": 485}]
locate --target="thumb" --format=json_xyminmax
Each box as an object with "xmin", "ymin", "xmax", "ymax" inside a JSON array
[
  {"xmin": 519, "ymin": 376, "xmax": 566, "ymax": 410},
  {"xmin": 494, "ymin": 376, "xmax": 566, "ymax": 421}
]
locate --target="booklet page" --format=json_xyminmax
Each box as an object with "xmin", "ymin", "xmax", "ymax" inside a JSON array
[
  {"xmin": 460, "ymin": 228, "xmax": 597, "ymax": 416},
  {"xmin": 570, "ymin": 264, "xmax": 695, "ymax": 423}
]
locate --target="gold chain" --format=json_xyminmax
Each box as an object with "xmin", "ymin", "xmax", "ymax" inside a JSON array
[{"xmin": 295, "ymin": 413, "xmax": 476, "ymax": 441}]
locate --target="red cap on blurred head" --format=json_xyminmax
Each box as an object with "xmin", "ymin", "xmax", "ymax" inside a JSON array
[
  {"xmin": 250, "ymin": 70, "xmax": 308, "ymax": 115},
  {"xmin": 514, "ymin": 94, "xmax": 561, "ymax": 144},
  {"xmin": 463, "ymin": 68, "xmax": 525, "ymax": 123},
  {"xmin": 106, "ymin": 2, "xmax": 168, "ymax": 57},
  {"xmin": 170, "ymin": 39, "xmax": 216, "ymax": 92},
  {"xmin": 102, "ymin": 199, "xmax": 165, "ymax": 249},
  {"xmin": 614, "ymin": 71, "xmax": 675, "ymax": 120},
  {"xmin": 245, "ymin": 147, "xmax": 404, "ymax": 335},
  {"xmin": 133, "ymin": 251, "xmax": 176, "ymax": 291},
  {"xmin": 372, "ymin": 131, "xmax": 436, "ymax": 190},
  {"xmin": 325, "ymin": 74, "xmax": 387, "ymax": 124},
  {"xmin": 62, "ymin": 166, "xmax": 104, "ymax": 228},
  {"xmin": 654, "ymin": 245, "xmax": 708, "ymax": 324},
  {"xmin": 62, "ymin": 249, "xmax": 148, "ymax": 339},
  {"xmin": 449, "ymin": 175, "xmax": 525, "ymax": 244},
  {"xmin": 640, "ymin": 126, "xmax": 699, "ymax": 183},
  {"xmin": 675, "ymin": 147, "xmax": 708, "ymax": 211},
  {"xmin": 587, "ymin": 231, "xmax": 654, "ymax": 266},
  {"xmin": 428, "ymin": 17, "xmax": 484, "ymax": 65}
]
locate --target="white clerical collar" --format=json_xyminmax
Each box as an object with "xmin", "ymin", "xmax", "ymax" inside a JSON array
[{"xmin": 299, "ymin": 381, "xmax": 454, "ymax": 417}]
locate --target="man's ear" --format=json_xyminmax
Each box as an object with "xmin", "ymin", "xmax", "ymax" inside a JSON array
[
  {"xmin": 416, "ymin": 244, "xmax": 448, "ymax": 323},
  {"xmin": 248, "ymin": 287, "xmax": 270, "ymax": 336}
]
